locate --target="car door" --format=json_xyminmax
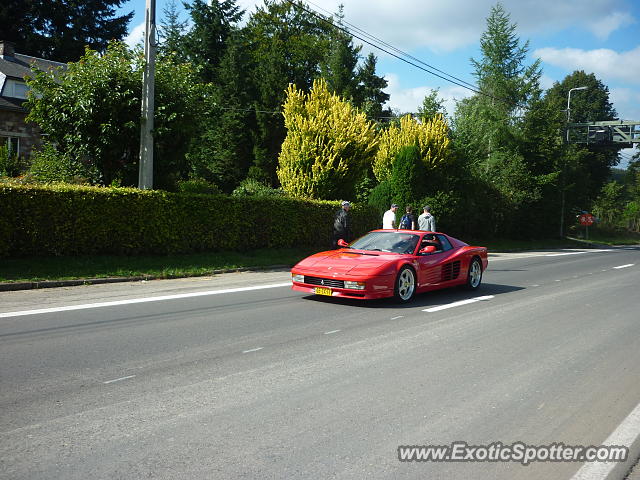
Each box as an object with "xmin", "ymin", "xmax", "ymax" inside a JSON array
[{"xmin": 415, "ymin": 234, "xmax": 458, "ymax": 287}]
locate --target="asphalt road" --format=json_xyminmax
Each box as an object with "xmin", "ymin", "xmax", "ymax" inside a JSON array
[{"xmin": 1, "ymin": 247, "xmax": 639, "ymax": 479}]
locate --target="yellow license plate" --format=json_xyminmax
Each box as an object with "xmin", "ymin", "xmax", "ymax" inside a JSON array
[{"xmin": 315, "ymin": 287, "xmax": 332, "ymax": 296}]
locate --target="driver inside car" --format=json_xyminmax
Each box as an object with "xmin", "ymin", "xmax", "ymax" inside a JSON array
[{"xmin": 420, "ymin": 235, "xmax": 442, "ymax": 252}]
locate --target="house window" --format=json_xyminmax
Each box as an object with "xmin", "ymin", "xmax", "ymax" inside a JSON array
[
  {"xmin": 0, "ymin": 136, "xmax": 20, "ymax": 156},
  {"xmin": 3, "ymin": 79, "xmax": 29, "ymax": 99},
  {"xmin": 13, "ymin": 82, "xmax": 29, "ymax": 98}
]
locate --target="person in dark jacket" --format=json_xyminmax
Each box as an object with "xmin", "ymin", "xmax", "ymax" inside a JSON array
[{"xmin": 333, "ymin": 201, "xmax": 352, "ymax": 248}]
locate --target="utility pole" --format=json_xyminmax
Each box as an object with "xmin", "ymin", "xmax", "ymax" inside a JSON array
[
  {"xmin": 138, "ymin": 0, "xmax": 156, "ymax": 190},
  {"xmin": 560, "ymin": 86, "xmax": 588, "ymax": 238}
]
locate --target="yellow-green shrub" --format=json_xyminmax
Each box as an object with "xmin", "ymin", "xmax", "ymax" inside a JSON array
[
  {"xmin": 277, "ymin": 79, "xmax": 378, "ymax": 200},
  {"xmin": 373, "ymin": 114, "xmax": 452, "ymax": 182}
]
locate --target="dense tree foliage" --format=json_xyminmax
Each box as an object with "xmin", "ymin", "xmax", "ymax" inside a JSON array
[
  {"xmin": 0, "ymin": 0, "xmax": 133, "ymax": 62},
  {"xmin": 26, "ymin": 43, "xmax": 206, "ymax": 188}
]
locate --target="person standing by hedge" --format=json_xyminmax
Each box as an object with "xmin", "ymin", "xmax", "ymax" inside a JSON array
[
  {"xmin": 333, "ymin": 201, "xmax": 352, "ymax": 248},
  {"xmin": 399, "ymin": 206, "xmax": 416, "ymax": 230},
  {"xmin": 418, "ymin": 205, "xmax": 437, "ymax": 232},
  {"xmin": 383, "ymin": 203, "xmax": 399, "ymax": 229}
]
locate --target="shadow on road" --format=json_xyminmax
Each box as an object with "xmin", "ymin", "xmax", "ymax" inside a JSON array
[{"xmin": 301, "ymin": 282, "xmax": 524, "ymax": 309}]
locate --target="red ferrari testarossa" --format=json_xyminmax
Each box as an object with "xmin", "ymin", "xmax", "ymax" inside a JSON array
[{"xmin": 291, "ymin": 229, "xmax": 488, "ymax": 303}]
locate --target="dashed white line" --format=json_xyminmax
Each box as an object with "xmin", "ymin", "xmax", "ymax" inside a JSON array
[
  {"xmin": 545, "ymin": 251, "xmax": 587, "ymax": 257},
  {"xmin": 423, "ymin": 295, "xmax": 494, "ymax": 313},
  {"xmin": 391, "ymin": 316, "xmax": 404, "ymax": 320},
  {"xmin": 103, "ymin": 375, "xmax": 136, "ymax": 384},
  {"xmin": 242, "ymin": 347, "xmax": 263, "ymax": 354},
  {"xmin": 0, "ymin": 282, "xmax": 292, "ymax": 318},
  {"xmin": 324, "ymin": 329, "xmax": 341, "ymax": 335},
  {"xmin": 613, "ymin": 264, "xmax": 634, "ymax": 269}
]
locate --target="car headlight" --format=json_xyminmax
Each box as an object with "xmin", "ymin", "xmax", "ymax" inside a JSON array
[
  {"xmin": 292, "ymin": 273, "xmax": 304, "ymax": 283},
  {"xmin": 344, "ymin": 281, "xmax": 366, "ymax": 290}
]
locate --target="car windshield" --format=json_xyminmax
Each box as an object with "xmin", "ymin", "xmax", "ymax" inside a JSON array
[{"xmin": 349, "ymin": 232, "xmax": 420, "ymax": 254}]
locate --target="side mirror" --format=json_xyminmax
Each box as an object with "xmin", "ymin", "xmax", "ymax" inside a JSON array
[
  {"xmin": 337, "ymin": 239, "xmax": 349, "ymax": 247},
  {"xmin": 419, "ymin": 245, "xmax": 436, "ymax": 254}
]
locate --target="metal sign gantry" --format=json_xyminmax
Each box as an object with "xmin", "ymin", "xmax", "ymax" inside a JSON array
[{"xmin": 566, "ymin": 120, "xmax": 640, "ymax": 147}]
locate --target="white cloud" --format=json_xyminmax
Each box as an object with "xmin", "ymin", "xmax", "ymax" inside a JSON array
[
  {"xmin": 587, "ymin": 11, "xmax": 635, "ymax": 40},
  {"xmin": 609, "ymin": 87, "xmax": 640, "ymax": 121},
  {"xmin": 385, "ymin": 73, "xmax": 472, "ymax": 114},
  {"xmin": 125, "ymin": 21, "xmax": 145, "ymax": 49},
  {"xmin": 236, "ymin": 0, "xmax": 636, "ymax": 51},
  {"xmin": 535, "ymin": 46, "xmax": 640, "ymax": 85}
]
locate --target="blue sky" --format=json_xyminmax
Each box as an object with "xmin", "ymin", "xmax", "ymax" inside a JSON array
[{"xmin": 122, "ymin": 0, "xmax": 639, "ymax": 167}]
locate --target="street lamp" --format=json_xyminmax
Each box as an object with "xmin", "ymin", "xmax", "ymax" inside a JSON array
[
  {"xmin": 560, "ymin": 86, "xmax": 588, "ymax": 238},
  {"xmin": 566, "ymin": 86, "xmax": 588, "ymax": 142}
]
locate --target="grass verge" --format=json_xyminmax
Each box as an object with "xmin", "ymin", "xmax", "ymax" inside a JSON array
[
  {"xmin": 0, "ymin": 247, "xmax": 317, "ymax": 283},
  {"xmin": 567, "ymin": 226, "xmax": 640, "ymax": 246},
  {"xmin": 1, "ymin": 233, "xmax": 637, "ymax": 284}
]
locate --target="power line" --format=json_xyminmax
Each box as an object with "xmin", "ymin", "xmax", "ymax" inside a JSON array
[
  {"xmin": 305, "ymin": 0, "xmax": 480, "ymax": 92},
  {"xmin": 286, "ymin": 0, "xmax": 504, "ymax": 103}
]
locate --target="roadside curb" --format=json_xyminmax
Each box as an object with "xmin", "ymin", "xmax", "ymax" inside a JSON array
[{"xmin": 0, "ymin": 265, "xmax": 292, "ymax": 292}]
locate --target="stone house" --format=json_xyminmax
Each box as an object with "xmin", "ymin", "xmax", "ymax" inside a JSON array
[{"xmin": 0, "ymin": 40, "xmax": 66, "ymax": 159}]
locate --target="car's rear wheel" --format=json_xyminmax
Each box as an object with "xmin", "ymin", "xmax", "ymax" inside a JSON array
[
  {"xmin": 394, "ymin": 266, "xmax": 416, "ymax": 303},
  {"xmin": 465, "ymin": 257, "xmax": 483, "ymax": 290}
]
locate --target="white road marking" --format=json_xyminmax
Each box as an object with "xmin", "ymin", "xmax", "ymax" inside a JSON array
[
  {"xmin": 570, "ymin": 400, "xmax": 640, "ymax": 480},
  {"xmin": 529, "ymin": 285, "xmax": 540, "ymax": 287},
  {"xmin": 545, "ymin": 251, "xmax": 587, "ymax": 257},
  {"xmin": 242, "ymin": 347, "xmax": 263, "ymax": 354},
  {"xmin": 103, "ymin": 374, "xmax": 136, "ymax": 384},
  {"xmin": 0, "ymin": 282, "xmax": 292, "ymax": 318},
  {"xmin": 613, "ymin": 264, "xmax": 634, "ymax": 269},
  {"xmin": 391, "ymin": 316, "xmax": 404, "ymax": 320},
  {"xmin": 555, "ymin": 279, "xmax": 562, "ymax": 282},
  {"xmin": 324, "ymin": 329, "xmax": 341, "ymax": 335},
  {"xmin": 423, "ymin": 296, "xmax": 494, "ymax": 313}
]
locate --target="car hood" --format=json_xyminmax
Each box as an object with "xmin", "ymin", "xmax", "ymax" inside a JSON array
[{"xmin": 294, "ymin": 250, "xmax": 398, "ymax": 276}]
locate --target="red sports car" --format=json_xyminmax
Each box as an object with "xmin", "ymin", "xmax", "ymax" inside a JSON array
[{"xmin": 291, "ymin": 230, "xmax": 488, "ymax": 303}]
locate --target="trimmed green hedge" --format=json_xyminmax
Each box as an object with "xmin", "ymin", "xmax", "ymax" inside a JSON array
[{"xmin": 0, "ymin": 184, "xmax": 379, "ymax": 257}]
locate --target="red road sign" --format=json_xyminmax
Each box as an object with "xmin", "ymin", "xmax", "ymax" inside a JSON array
[{"xmin": 579, "ymin": 213, "xmax": 595, "ymax": 226}]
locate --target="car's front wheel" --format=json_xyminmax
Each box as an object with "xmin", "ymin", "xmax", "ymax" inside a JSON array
[
  {"xmin": 394, "ymin": 266, "xmax": 416, "ymax": 303},
  {"xmin": 465, "ymin": 257, "xmax": 483, "ymax": 290}
]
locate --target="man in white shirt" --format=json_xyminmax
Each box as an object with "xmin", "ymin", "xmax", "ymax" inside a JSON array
[{"xmin": 383, "ymin": 203, "xmax": 399, "ymax": 229}]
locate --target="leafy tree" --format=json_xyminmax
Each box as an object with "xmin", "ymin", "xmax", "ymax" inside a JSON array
[
  {"xmin": 0, "ymin": 0, "xmax": 133, "ymax": 62},
  {"xmin": 182, "ymin": 0, "xmax": 244, "ymax": 83},
  {"xmin": 354, "ymin": 53, "xmax": 391, "ymax": 120},
  {"xmin": 418, "ymin": 89, "xmax": 447, "ymax": 121},
  {"xmin": 373, "ymin": 114, "xmax": 451, "ymax": 182},
  {"xmin": 26, "ymin": 42, "xmax": 206, "ymax": 188},
  {"xmin": 277, "ymin": 79, "xmax": 377, "ymax": 199},
  {"xmin": 321, "ymin": 5, "xmax": 360, "ymax": 101},
  {"xmin": 186, "ymin": 32, "xmax": 254, "ymax": 192},
  {"xmin": 454, "ymin": 3, "xmax": 541, "ymax": 162},
  {"xmin": 390, "ymin": 145, "xmax": 427, "ymax": 208},
  {"xmin": 244, "ymin": 0, "xmax": 334, "ymax": 184},
  {"xmin": 451, "ymin": 3, "xmax": 551, "ymax": 236},
  {"xmin": 159, "ymin": 0, "xmax": 188, "ymax": 56},
  {"xmin": 543, "ymin": 70, "xmax": 621, "ymax": 211},
  {"xmin": 592, "ymin": 181, "xmax": 625, "ymax": 226},
  {"xmin": 367, "ymin": 180, "xmax": 393, "ymax": 217}
]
